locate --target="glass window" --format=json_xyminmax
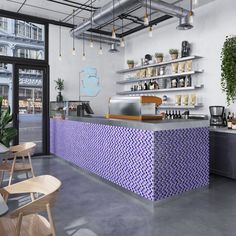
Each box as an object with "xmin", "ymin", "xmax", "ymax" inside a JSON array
[
  {"xmin": 0, "ymin": 17, "xmax": 8, "ymax": 31},
  {"xmin": 0, "ymin": 45, "xmax": 7, "ymax": 56},
  {"xmin": 0, "ymin": 18, "xmax": 45, "ymax": 60}
]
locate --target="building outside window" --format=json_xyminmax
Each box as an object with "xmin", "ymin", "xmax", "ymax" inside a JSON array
[
  {"xmin": 0, "ymin": 17, "xmax": 8, "ymax": 31},
  {"xmin": 0, "ymin": 45, "xmax": 7, "ymax": 56}
]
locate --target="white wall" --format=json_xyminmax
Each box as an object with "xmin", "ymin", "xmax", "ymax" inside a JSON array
[
  {"xmin": 49, "ymin": 24, "xmax": 124, "ymax": 115},
  {"xmin": 124, "ymin": 0, "xmax": 236, "ymax": 114}
]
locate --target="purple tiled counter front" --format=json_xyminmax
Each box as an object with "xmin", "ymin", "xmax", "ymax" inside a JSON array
[{"xmin": 50, "ymin": 119, "xmax": 209, "ymax": 201}]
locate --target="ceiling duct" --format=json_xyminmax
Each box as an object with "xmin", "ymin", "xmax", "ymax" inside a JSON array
[
  {"xmin": 72, "ymin": 0, "xmax": 193, "ymax": 39},
  {"xmin": 144, "ymin": 0, "xmax": 193, "ymax": 30},
  {"xmin": 74, "ymin": 32, "xmax": 120, "ymax": 45},
  {"xmin": 72, "ymin": 0, "xmax": 140, "ymax": 37}
]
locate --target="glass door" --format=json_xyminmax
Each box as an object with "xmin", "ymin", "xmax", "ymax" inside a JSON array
[{"xmin": 14, "ymin": 65, "xmax": 49, "ymax": 155}]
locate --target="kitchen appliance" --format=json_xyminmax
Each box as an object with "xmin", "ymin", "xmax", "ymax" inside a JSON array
[
  {"xmin": 181, "ymin": 41, "xmax": 191, "ymax": 57},
  {"xmin": 209, "ymin": 106, "xmax": 225, "ymax": 126},
  {"xmin": 108, "ymin": 96, "xmax": 162, "ymax": 120},
  {"xmin": 77, "ymin": 101, "xmax": 94, "ymax": 117}
]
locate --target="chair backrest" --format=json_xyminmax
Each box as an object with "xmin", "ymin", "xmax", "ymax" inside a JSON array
[
  {"xmin": 4, "ymin": 175, "xmax": 61, "ymax": 217},
  {"xmin": 10, "ymin": 142, "xmax": 36, "ymax": 157}
]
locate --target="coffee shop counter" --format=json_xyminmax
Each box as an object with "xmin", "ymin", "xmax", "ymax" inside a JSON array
[{"xmin": 50, "ymin": 117, "xmax": 209, "ymax": 202}]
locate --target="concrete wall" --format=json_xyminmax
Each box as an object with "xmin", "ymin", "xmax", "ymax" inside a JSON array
[
  {"xmin": 49, "ymin": 24, "xmax": 124, "ymax": 115},
  {"xmin": 124, "ymin": 0, "xmax": 236, "ymax": 114}
]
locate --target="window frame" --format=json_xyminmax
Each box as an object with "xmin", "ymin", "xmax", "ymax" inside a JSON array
[{"xmin": 0, "ymin": 15, "xmax": 48, "ymax": 65}]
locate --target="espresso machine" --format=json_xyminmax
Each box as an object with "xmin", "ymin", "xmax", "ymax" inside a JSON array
[{"xmin": 209, "ymin": 106, "xmax": 225, "ymax": 126}]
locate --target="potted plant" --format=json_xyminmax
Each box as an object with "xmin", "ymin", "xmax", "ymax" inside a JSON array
[
  {"xmin": 221, "ymin": 36, "xmax": 236, "ymax": 105},
  {"xmin": 169, "ymin": 49, "xmax": 179, "ymax": 60},
  {"xmin": 54, "ymin": 78, "xmax": 64, "ymax": 102},
  {"xmin": 127, "ymin": 60, "xmax": 134, "ymax": 69},
  {"xmin": 155, "ymin": 53, "xmax": 164, "ymax": 63},
  {"xmin": 0, "ymin": 97, "xmax": 17, "ymax": 147}
]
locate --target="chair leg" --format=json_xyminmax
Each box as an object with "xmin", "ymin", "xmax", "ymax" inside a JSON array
[
  {"xmin": 15, "ymin": 213, "xmax": 23, "ymax": 236},
  {"xmin": 0, "ymin": 171, "xmax": 5, "ymax": 187},
  {"xmin": 8, "ymin": 157, "xmax": 17, "ymax": 186},
  {"xmin": 46, "ymin": 204, "xmax": 56, "ymax": 236},
  {"xmin": 30, "ymin": 192, "xmax": 35, "ymax": 201},
  {"xmin": 28, "ymin": 153, "xmax": 35, "ymax": 177}
]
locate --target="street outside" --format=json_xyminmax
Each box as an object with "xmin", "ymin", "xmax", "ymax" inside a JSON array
[{"xmin": 19, "ymin": 113, "xmax": 42, "ymax": 153}]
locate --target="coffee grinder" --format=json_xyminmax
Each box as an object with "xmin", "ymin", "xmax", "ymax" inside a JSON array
[
  {"xmin": 181, "ymin": 41, "xmax": 191, "ymax": 57},
  {"xmin": 209, "ymin": 106, "xmax": 225, "ymax": 126}
]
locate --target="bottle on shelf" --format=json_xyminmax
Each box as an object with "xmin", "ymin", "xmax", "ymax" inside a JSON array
[
  {"xmin": 153, "ymin": 80, "xmax": 159, "ymax": 90},
  {"xmin": 165, "ymin": 110, "xmax": 168, "ymax": 119},
  {"xmin": 168, "ymin": 110, "xmax": 171, "ymax": 119},
  {"xmin": 144, "ymin": 81, "xmax": 148, "ymax": 90},
  {"xmin": 174, "ymin": 110, "xmax": 178, "ymax": 119},
  {"xmin": 148, "ymin": 80, "xmax": 153, "ymax": 90},
  {"xmin": 185, "ymin": 75, "xmax": 192, "ymax": 87},
  {"xmin": 178, "ymin": 110, "xmax": 182, "ymax": 119},
  {"xmin": 171, "ymin": 110, "xmax": 175, "ymax": 119}
]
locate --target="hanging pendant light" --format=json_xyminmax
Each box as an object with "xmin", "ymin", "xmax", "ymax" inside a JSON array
[
  {"xmin": 148, "ymin": 0, "xmax": 152, "ymax": 37},
  {"xmin": 98, "ymin": 33, "xmax": 103, "ymax": 55},
  {"xmin": 72, "ymin": 10, "xmax": 76, "ymax": 55},
  {"xmin": 82, "ymin": 32, "xmax": 86, "ymax": 60},
  {"xmin": 144, "ymin": 0, "xmax": 149, "ymax": 26},
  {"xmin": 189, "ymin": 0, "xmax": 194, "ymax": 24},
  {"xmin": 111, "ymin": 0, "xmax": 116, "ymax": 39},
  {"xmin": 120, "ymin": 18, "xmax": 125, "ymax": 47},
  {"xmin": 90, "ymin": 0, "xmax": 94, "ymax": 48},
  {"xmin": 59, "ymin": 23, "xmax": 62, "ymax": 60}
]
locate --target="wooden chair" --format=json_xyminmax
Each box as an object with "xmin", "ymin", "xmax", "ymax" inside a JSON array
[
  {"xmin": 0, "ymin": 142, "xmax": 36, "ymax": 186},
  {"xmin": 0, "ymin": 175, "xmax": 61, "ymax": 236}
]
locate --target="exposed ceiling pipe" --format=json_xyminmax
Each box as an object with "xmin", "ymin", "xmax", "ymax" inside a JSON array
[
  {"xmin": 145, "ymin": 0, "xmax": 189, "ymax": 18},
  {"xmin": 72, "ymin": 0, "xmax": 141, "ymax": 37},
  {"xmin": 75, "ymin": 32, "xmax": 120, "ymax": 45},
  {"xmin": 145, "ymin": 0, "xmax": 193, "ymax": 30}
]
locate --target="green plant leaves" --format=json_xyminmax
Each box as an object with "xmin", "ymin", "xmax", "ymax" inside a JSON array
[
  {"xmin": 221, "ymin": 36, "xmax": 236, "ymax": 105},
  {"xmin": 0, "ymin": 96, "xmax": 17, "ymax": 147},
  {"xmin": 54, "ymin": 78, "xmax": 64, "ymax": 91}
]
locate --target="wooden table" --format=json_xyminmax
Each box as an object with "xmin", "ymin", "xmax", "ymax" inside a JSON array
[{"xmin": 0, "ymin": 143, "xmax": 9, "ymax": 216}]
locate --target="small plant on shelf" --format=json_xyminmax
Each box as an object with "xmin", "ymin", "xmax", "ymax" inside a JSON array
[
  {"xmin": 221, "ymin": 36, "xmax": 236, "ymax": 105},
  {"xmin": 54, "ymin": 78, "xmax": 64, "ymax": 102},
  {"xmin": 155, "ymin": 53, "xmax": 164, "ymax": 63},
  {"xmin": 127, "ymin": 60, "xmax": 134, "ymax": 69},
  {"xmin": 169, "ymin": 49, "xmax": 179, "ymax": 60}
]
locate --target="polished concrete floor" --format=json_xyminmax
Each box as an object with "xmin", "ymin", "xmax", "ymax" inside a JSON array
[{"xmin": 6, "ymin": 156, "xmax": 236, "ymax": 236}]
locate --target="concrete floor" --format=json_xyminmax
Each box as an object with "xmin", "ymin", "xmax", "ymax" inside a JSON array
[{"xmin": 6, "ymin": 156, "xmax": 236, "ymax": 236}]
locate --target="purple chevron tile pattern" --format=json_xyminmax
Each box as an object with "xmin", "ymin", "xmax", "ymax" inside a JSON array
[{"xmin": 50, "ymin": 119, "xmax": 209, "ymax": 201}]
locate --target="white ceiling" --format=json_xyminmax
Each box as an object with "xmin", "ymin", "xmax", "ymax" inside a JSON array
[{"xmin": 0, "ymin": 0, "xmax": 215, "ymax": 34}]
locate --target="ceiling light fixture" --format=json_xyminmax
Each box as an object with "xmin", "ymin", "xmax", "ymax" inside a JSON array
[
  {"xmin": 82, "ymin": 32, "xmax": 86, "ymax": 60},
  {"xmin": 176, "ymin": 0, "xmax": 194, "ymax": 30},
  {"xmin": 72, "ymin": 10, "xmax": 76, "ymax": 55},
  {"xmin": 111, "ymin": 0, "xmax": 116, "ymax": 39},
  {"xmin": 148, "ymin": 0, "xmax": 152, "ymax": 37},
  {"xmin": 120, "ymin": 18, "xmax": 125, "ymax": 47},
  {"xmin": 90, "ymin": 0, "xmax": 94, "ymax": 48},
  {"xmin": 189, "ymin": 0, "xmax": 194, "ymax": 24},
  {"xmin": 59, "ymin": 23, "xmax": 62, "ymax": 61},
  {"xmin": 144, "ymin": 0, "xmax": 149, "ymax": 26}
]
